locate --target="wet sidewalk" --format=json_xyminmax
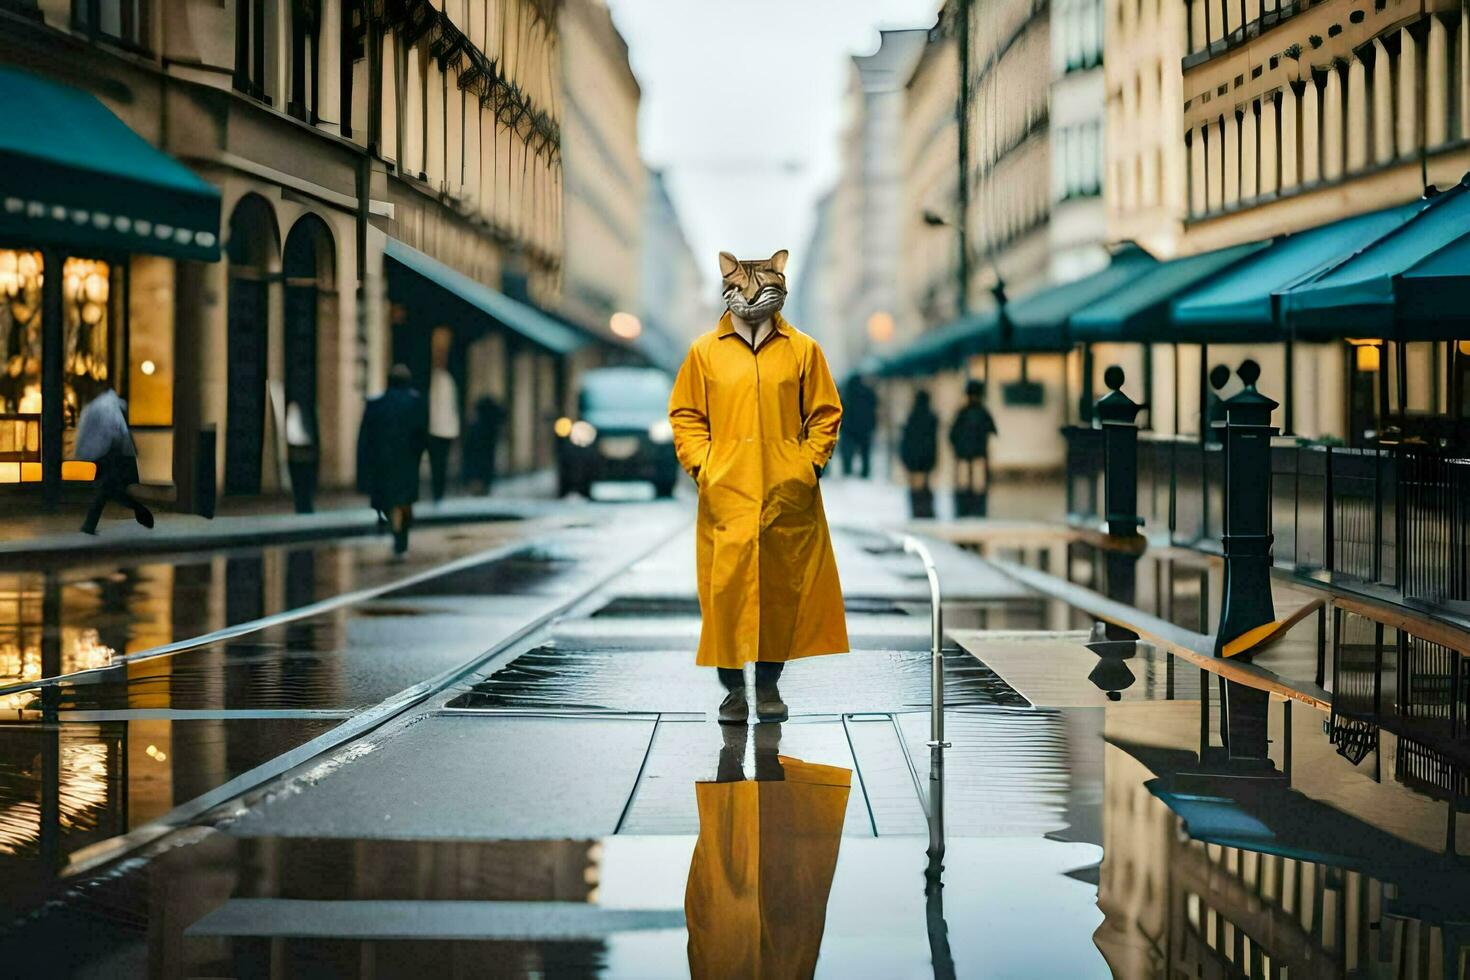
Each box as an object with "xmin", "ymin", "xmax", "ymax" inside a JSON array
[{"xmin": 0, "ymin": 470, "xmax": 561, "ymax": 562}]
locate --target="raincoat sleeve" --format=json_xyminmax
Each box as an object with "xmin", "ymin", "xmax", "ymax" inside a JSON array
[
  {"xmin": 799, "ymin": 342, "xmax": 843, "ymax": 470},
  {"xmin": 668, "ymin": 346, "xmax": 711, "ymax": 477}
]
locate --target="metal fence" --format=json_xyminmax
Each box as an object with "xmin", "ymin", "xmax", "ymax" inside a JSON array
[{"xmin": 1062, "ymin": 427, "xmax": 1470, "ymax": 609}]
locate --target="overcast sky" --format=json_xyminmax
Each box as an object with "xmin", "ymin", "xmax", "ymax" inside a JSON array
[{"xmin": 604, "ymin": 0, "xmax": 942, "ymax": 296}]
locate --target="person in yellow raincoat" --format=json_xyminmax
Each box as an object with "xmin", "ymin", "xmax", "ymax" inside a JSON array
[
  {"xmin": 684, "ymin": 724, "xmax": 851, "ymax": 979},
  {"xmin": 669, "ymin": 249, "xmax": 849, "ymax": 724}
]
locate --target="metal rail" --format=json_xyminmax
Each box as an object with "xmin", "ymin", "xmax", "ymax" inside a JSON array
[{"xmin": 902, "ymin": 534, "xmax": 951, "ymax": 749}]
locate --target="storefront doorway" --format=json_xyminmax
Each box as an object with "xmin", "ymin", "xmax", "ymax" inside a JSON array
[{"xmin": 224, "ymin": 196, "xmax": 277, "ymax": 495}]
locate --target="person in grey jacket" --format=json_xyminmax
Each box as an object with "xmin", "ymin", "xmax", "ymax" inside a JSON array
[{"xmin": 75, "ymin": 386, "xmax": 153, "ymax": 535}]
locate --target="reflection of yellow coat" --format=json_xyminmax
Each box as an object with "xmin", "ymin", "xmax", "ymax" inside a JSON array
[
  {"xmin": 668, "ymin": 313, "xmax": 849, "ymax": 668},
  {"xmin": 685, "ymin": 759, "xmax": 852, "ymax": 979}
]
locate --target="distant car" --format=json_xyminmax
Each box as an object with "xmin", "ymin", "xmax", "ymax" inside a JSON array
[{"xmin": 556, "ymin": 367, "xmax": 680, "ymax": 498}]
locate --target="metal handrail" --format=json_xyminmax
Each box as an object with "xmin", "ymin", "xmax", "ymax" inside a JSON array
[{"xmin": 901, "ymin": 534, "xmax": 951, "ymax": 749}]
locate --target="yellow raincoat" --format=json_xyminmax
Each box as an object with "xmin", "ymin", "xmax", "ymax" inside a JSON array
[
  {"xmin": 668, "ymin": 312, "xmax": 849, "ymax": 669},
  {"xmin": 684, "ymin": 758, "xmax": 852, "ymax": 978}
]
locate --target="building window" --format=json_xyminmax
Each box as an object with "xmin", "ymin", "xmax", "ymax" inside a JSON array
[
  {"xmin": 288, "ymin": 0, "xmax": 322, "ymax": 122},
  {"xmin": 72, "ymin": 0, "xmax": 147, "ymax": 49},
  {"xmin": 234, "ymin": 0, "xmax": 269, "ymax": 101}
]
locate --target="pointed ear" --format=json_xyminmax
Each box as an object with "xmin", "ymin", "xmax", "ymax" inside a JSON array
[
  {"xmin": 718, "ymin": 252, "xmax": 740, "ymax": 278},
  {"xmin": 769, "ymin": 249, "xmax": 789, "ymax": 273}
]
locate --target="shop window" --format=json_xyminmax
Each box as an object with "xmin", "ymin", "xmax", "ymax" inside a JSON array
[
  {"xmin": 0, "ymin": 252, "xmax": 121, "ymax": 483},
  {"xmin": 61, "ymin": 257, "xmax": 117, "ymax": 429},
  {"xmin": 0, "ymin": 250, "xmax": 44, "ymax": 482},
  {"xmin": 127, "ymin": 255, "xmax": 173, "ymax": 427}
]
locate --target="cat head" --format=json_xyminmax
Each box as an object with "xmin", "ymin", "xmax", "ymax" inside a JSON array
[{"xmin": 718, "ymin": 249, "xmax": 789, "ymax": 303}]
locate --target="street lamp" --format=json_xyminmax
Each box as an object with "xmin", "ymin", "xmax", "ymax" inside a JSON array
[{"xmin": 609, "ymin": 311, "xmax": 642, "ymax": 340}]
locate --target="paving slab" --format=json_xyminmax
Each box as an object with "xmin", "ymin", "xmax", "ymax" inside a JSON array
[
  {"xmin": 951, "ymin": 630, "xmax": 1206, "ymax": 707},
  {"xmin": 188, "ymin": 898, "xmax": 684, "ymax": 939},
  {"xmin": 229, "ymin": 715, "xmax": 657, "ymax": 840}
]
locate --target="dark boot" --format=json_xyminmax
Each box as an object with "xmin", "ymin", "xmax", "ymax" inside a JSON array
[
  {"xmin": 753, "ymin": 723, "xmax": 785, "ymax": 781},
  {"xmin": 716, "ymin": 724, "xmax": 747, "ymax": 781},
  {"xmin": 755, "ymin": 686, "xmax": 787, "ymax": 722},
  {"xmin": 718, "ymin": 688, "xmax": 748, "ymax": 724}
]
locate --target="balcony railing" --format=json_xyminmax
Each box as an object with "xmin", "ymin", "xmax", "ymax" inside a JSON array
[{"xmin": 1063, "ymin": 426, "xmax": 1470, "ymax": 611}]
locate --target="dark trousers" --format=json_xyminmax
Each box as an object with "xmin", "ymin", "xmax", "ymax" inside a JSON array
[
  {"xmin": 839, "ymin": 436, "xmax": 872, "ymax": 478},
  {"xmin": 718, "ymin": 662, "xmax": 784, "ymax": 691},
  {"xmin": 288, "ymin": 458, "xmax": 317, "ymax": 514},
  {"xmin": 82, "ymin": 453, "xmax": 151, "ymax": 533},
  {"xmin": 427, "ymin": 436, "xmax": 453, "ymax": 502}
]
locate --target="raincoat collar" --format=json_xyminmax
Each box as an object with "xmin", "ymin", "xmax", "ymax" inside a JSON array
[{"xmin": 717, "ymin": 311, "xmax": 791, "ymax": 340}]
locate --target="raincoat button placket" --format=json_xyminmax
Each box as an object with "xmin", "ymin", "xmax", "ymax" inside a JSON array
[{"xmin": 750, "ymin": 337, "xmax": 763, "ymax": 657}]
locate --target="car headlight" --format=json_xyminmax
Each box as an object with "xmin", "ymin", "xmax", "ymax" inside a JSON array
[
  {"xmin": 569, "ymin": 420, "xmax": 598, "ymax": 447},
  {"xmin": 648, "ymin": 419, "xmax": 674, "ymax": 444}
]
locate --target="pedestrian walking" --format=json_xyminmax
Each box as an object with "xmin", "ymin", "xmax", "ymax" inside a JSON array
[
  {"xmin": 669, "ymin": 249, "xmax": 849, "ymax": 725},
  {"xmin": 464, "ymin": 395, "xmax": 505, "ymax": 494},
  {"xmin": 838, "ymin": 374, "xmax": 877, "ymax": 478},
  {"xmin": 75, "ymin": 385, "xmax": 153, "ymax": 535},
  {"xmin": 1205, "ymin": 363, "xmax": 1230, "ymax": 445},
  {"xmin": 285, "ymin": 400, "xmax": 318, "ymax": 514},
  {"xmin": 950, "ymin": 378, "xmax": 998, "ymax": 517},
  {"xmin": 426, "ymin": 327, "xmax": 459, "ymax": 503},
  {"xmin": 899, "ymin": 389, "xmax": 939, "ymax": 518},
  {"xmin": 357, "ymin": 364, "xmax": 428, "ymax": 555}
]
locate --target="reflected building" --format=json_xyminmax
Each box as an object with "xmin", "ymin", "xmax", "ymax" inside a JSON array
[{"xmin": 1095, "ymin": 694, "xmax": 1470, "ymax": 978}]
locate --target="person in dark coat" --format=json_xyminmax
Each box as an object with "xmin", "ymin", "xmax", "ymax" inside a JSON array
[
  {"xmin": 899, "ymin": 390, "xmax": 939, "ymax": 518},
  {"xmin": 1205, "ymin": 363, "xmax": 1231, "ymax": 445},
  {"xmin": 950, "ymin": 378, "xmax": 998, "ymax": 517},
  {"xmin": 357, "ymin": 364, "xmax": 428, "ymax": 554},
  {"xmin": 464, "ymin": 395, "xmax": 505, "ymax": 494},
  {"xmin": 75, "ymin": 386, "xmax": 153, "ymax": 535},
  {"xmin": 837, "ymin": 376, "xmax": 877, "ymax": 478}
]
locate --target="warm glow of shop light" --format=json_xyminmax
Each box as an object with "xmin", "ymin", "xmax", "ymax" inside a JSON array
[
  {"xmin": 610, "ymin": 312, "xmax": 642, "ymax": 339},
  {"xmin": 1459, "ymin": 340, "xmax": 1470, "ymax": 356},
  {"xmin": 140, "ymin": 360, "xmax": 156, "ymax": 376},
  {"xmin": 867, "ymin": 311, "xmax": 895, "ymax": 344},
  {"xmin": 1356, "ymin": 345, "xmax": 1380, "ymax": 372},
  {"xmin": 554, "ymin": 416, "xmax": 573, "ymax": 438}
]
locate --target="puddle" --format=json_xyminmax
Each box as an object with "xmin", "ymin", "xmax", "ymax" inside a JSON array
[
  {"xmin": 0, "ymin": 717, "xmax": 337, "ymax": 916},
  {"xmin": 445, "ymin": 644, "xmax": 1028, "ymax": 713},
  {"xmin": 592, "ymin": 595, "xmax": 910, "ymax": 618},
  {"xmin": 8, "ymin": 683, "xmax": 1469, "ymax": 977},
  {"xmin": 0, "ymin": 522, "xmax": 526, "ymax": 688}
]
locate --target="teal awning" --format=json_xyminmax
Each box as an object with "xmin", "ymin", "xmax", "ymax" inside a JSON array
[
  {"xmin": 0, "ymin": 66, "xmax": 221, "ymax": 262},
  {"xmin": 1396, "ymin": 230, "xmax": 1470, "ymax": 334},
  {"xmin": 1278, "ymin": 179, "xmax": 1470, "ymax": 340},
  {"xmin": 1071, "ymin": 242, "xmax": 1267, "ymax": 342},
  {"xmin": 997, "ymin": 244, "xmax": 1159, "ymax": 351},
  {"xmin": 1170, "ymin": 199, "xmax": 1431, "ymax": 341},
  {"xmin": 873, "ymin": 307, "xmax": 999, "ymax": 377},
  {"xmin": 384, "ymin": 238, "xmax": 584, "ymax": 355}
]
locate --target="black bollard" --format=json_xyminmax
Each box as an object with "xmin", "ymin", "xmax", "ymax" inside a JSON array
[
  {"xmin": 1096, "ymin": 366, "xmax": 1143, "ymax": 539},
  {"xmin": 1215, "ymin": 359, "xmax": 1278, "ymax": 658}
]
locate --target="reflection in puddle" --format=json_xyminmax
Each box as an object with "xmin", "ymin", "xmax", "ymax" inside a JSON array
[
  {"xmin": 0, "ymin": 522, "xmax": 525, "ymax": 688},
  {"xmin": 685, "ymin": 725, "xmax": 849, "ymax": 978}
]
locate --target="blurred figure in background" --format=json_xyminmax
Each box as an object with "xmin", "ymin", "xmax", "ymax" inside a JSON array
[
  {"xmin": 950, "ymin": 378, "xmax": 997, "ymax": 517},
  {"xmin": 465, "ymin": 394, "xmax": 505, "ymax": 495},
  {"xmin": 76, "ymin": 384, "xmax": 153, "ymax": 535},
  {"xmin": 426, "ymin": 327, "xmax": 459, "ymax": 503},
  {"xmin": 1205, "ymin": 363, "xmax": 1231, "ymax": 445},
  {"xmin": 358, "ymin": 364, "xmax": 428, "ymax": 555},
  {"xmin": 285, "ymin": 399, "xmax": 318, "ymax": 514},
  {"xmin": 837, "ymin": 374, "xmax": 877, "ymax": 478},
  {"xmin": 899, "ymin": 390, "xmax": 938, "ymax": 518}
]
